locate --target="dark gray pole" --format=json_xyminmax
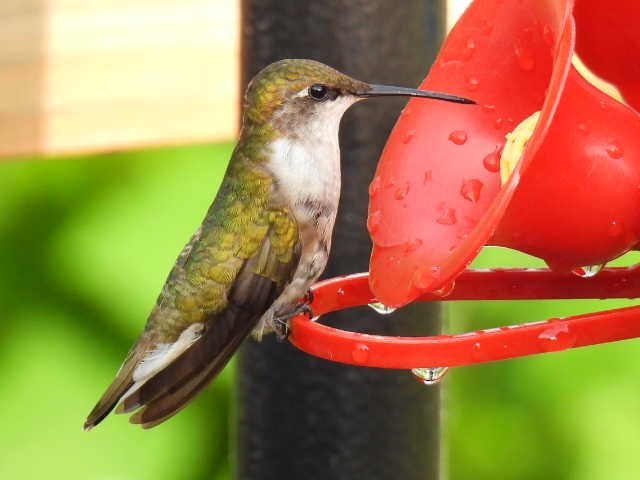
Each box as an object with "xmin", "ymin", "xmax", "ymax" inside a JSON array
[{"xmin": 237, "ymin": 2, "xmax": 446, "ymax": 479}]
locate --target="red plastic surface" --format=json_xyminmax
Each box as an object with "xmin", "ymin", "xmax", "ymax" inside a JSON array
[
  {"xmin": 368, "ymin": 0, "xmax": 640, "ymax": 307},
  {"xmin": 289, "ymin": 268, "xmax": 640, "ymax": 368},
  {"xmin": 574, "ymin": 0, "xmax": 640, "ymax": 109}
]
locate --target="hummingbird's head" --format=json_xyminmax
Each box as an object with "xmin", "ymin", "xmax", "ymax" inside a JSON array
[{"xmin": 243, "ymin": 59, "xmax": 474, "ymax": 134}]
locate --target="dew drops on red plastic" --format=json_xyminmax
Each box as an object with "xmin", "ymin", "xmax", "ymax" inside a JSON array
[
  {"xmin": 404, "ymin": 238, "xmax": 423, "ymax": 253},
  {"xmin": 367, "ymin": 210, "xmax": 382, "ymax": 235},
  {"xmin": 413, "ymin": 265, "xmax": 442, "ymax": 290},
  {"xmin": 536, "ymin": 320, "xmax": 577, "ymax": 352},
  {"xmin": 436, "ymin": 206, "xmax": 457, "ymax": 225},
  {"xmin": 482, "ymin": 103, "xmax": 496, "ymax": 114},
  {"xmin": 460, "ymin": 179, "xmax": 484, "ymax": 202},
  {"xmin": 608, "ymin": 219, "xmax": 623, "ymax": 237},
  {"xmin": 514, "ymin": 35, "xmax": 535, "ymax": 71},
  {"xmin": 448, "ymin": 130, "xmax": 468, "ymax": 145},
  {"xmin": 433, "ymin": 281, "xmax": 456, "ymax": 297},
  {"xmin": 394, "ymin": 182, "xmax": 410, "ymax": 200},
  {"xmin": 482, "ymin": 147, "xmax": 501, "ymax": 172},
  {"xmin": 403, "ymin": 128, "xmax": 416, "ymax": 144},
  {"xmin": 466, "ymin": 76, "xmax": 480, "ymax": 91},
  {"xmin": 351, "ymin": 343, "xmax": 370, "ymax": 363},
  {"xmin": 462, "ymin": 37, "xmax": 476, "ymax": 59},
  {"xmin": 578, "ymin": 123, "xmax": 590, "ymax": 135},
  {"xmin": 368, "ymin": 176, "xmax": 382, "ymax": 196},
  {"xmin": 606, "ymin": 139, "xmax": 624, "ymax": 159}
]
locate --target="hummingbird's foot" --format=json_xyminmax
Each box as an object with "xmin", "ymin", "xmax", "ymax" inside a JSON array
[
  {"xmin": 272, "ymin": 303, "xmax": 314, "ymax": 341},
  {"xmin": 303, "ymin": 288, "xmax": 314, "ymax": 305},
  {"xmin": 272, "ymin": 316, "xmax": 290, "ymax": 341}
]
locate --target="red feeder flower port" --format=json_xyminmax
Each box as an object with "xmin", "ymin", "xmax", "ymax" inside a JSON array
[{"xmin": 289, "ymin": 0, "xmax": 640, "ymax": 373}]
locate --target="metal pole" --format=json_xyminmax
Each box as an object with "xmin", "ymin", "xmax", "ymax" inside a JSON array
[{"xmin": 237, "ymin": 1, "xmax": 446, "ymax": 479}]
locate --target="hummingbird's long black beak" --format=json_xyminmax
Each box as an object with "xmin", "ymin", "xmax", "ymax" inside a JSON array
[{"xmin": 356, "ymin": 84, "xmax": 476, "ymax": 105}]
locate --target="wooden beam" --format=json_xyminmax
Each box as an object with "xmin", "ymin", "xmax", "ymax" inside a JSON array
[{"xmin": 0, "ymin": 0, "xmax": 239, "ymax": 158}]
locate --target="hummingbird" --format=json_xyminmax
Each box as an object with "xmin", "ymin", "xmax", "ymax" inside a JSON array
[{"xmin": 84, "ymin": 59, "xmax": 474, "ymax": 430}]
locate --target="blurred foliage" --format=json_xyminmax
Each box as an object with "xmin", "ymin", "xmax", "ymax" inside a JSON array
[
  {"xmin": 1, "ymin": 144, "xmax": 639, "ymax": 479},
  {"xmin": 0, "ymin": 144, "xmax": 234, "ymax": 480}
]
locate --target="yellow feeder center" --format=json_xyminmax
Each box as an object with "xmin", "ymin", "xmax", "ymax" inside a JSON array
[
  {"xmin": 499, "ymin": 111, "xmax": 540, "ymax": 185},
  {"xmin": 498, "ymin": 55, "xmax": 625, "ymax": 186}
]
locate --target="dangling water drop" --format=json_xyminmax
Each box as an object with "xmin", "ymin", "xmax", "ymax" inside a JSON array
[
  {"xmin": 368, "ymin": 302, "xmax": 397, "ymax": 315},
  {"xmin": 572, "ymin": 264, "xmax": 605, "ymax": 278},
  {"xmin": 411, "ymin": 367, "xmax": 449, "ymax": 385}
]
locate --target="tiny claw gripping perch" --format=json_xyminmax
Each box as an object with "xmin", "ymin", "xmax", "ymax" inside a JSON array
[{"xmin": 289, "ymin": 267, "xmax": 640, "ymax": 369}]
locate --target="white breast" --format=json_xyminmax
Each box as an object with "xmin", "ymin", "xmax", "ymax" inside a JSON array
[
  {"xmin": 265, "ymin": 95, "xmax": 359, "ymax": 253},
  {"xmin": 267, "ymin": 135, "xmax": 341, "ymax": 212}
]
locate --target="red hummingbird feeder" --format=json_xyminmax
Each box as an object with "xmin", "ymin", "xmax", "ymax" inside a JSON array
[{"xmin": 289, "ymin": 0, "xmax": 640, "ymax": 371}]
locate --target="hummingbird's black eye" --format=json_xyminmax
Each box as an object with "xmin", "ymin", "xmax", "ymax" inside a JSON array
[{"xmin": 308, "ymin": 84, "xmax": 329, "ymax": 101}]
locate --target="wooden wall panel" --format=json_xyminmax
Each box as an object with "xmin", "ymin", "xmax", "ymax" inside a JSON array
[{"xmin": 0, "ymin": 0, "xmax": 239, "ymax": 158}]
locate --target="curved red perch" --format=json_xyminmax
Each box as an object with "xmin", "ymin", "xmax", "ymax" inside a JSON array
[
  {"xmin": 290, "ymin": 269, "xmax": 640, "ymax": 368},
  {"xmin": 368, "ymin": 0, "xmax": 640, "ymax": 307}
]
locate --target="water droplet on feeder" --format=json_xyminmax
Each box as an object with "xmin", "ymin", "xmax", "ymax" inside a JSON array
[
  {"xmin": 335, "ymin": 287, "xmax": 349, "ymax": 305},
  {"xmin": 413, "ymin": 265, "xmax": 442, "ymax": 290},
  {"xmin": 466, "ymin": 76, "xmax": 480, "ymax": 91},
  {"xmin": 403, "ymin": 129, "xmax": 416, "ymax": 144},
  {"xmin": 482, "ymin": 103, "xmax": 496, "ymax": 114},
  {"xmin": 433, "ymin": 281, "xmax": 455, "ymax": 297},
  {"xmin": 606, "ymin": 140, "xmax": 624, "ymax": 159},
  {"xmin": 449, "ymin": 130, "xmax": 468, "ymax": 145},
  {"xmin": 542, "ymin": 24, "xmax": 554, "ymax": 45},
  {"xmin": 572, "ymin": 264, "xmax": 605, "ymax": 278},
  {"xmin": 368, "ymin": 302, "xmax": 397, "ymax": 315},
  {"xmin": 367, "ymin": 210, "xmax": 382, "ymax": 235},
  {"xmin": 460, "ymin": 179, "xmax": 483, "ymax": 202},
  {"xmin": 436, "ymin": 207, "xmax": 457, "ymax": 225},
  {"xmin": 480, "ymin": 20, "xmax": 493, "ymax": 35},
  {"xmin": 394, "ymin": 182, "xmax": 410, "ymax": 200},
  {"xmin": 482, "ymin": 148, "xmax": 501, "ymax": 172},
  {"xmin": 352, "ymin": 343, "xmax": 370, "ymax": 363},
  {"xmin": 462, "ymin": 37, "xmax": 476, "ymax": 59},
  {"xmin": 578, "ymin": 123, "xmax": 590, "ymax": 135},
  {"xmin": 537, "ymin": 321, "xmax": 577, "ymax": 352},
  {"xmin": 424, "ymin": 170, "xmax": 433, "ymax": 184},
  {"xmin": 404, "ymin": 238, "xmax": 423, "ymax": 253},
  {"xmin": 514, "ymin": 38, "xmax": 535, "ymax": 71},
  {"xmin": 368, "ymin": 176, "xmax": 382, "ymax": 196},
  {"xmin": 411, "ymin": 367, "xmax": 449, "ymax": 385},
  {"xmin": 608, "ymin": 219, "xmax": 623, "ymax": 237}
]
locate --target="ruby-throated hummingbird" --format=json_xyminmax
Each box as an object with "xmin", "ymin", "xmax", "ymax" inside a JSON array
[{"xmin": 84, "ymin": 59, "xmax": 474, "ymax": 429}]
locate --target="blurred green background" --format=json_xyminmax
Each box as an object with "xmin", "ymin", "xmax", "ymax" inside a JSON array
[{"xmin": 2, "ymin": 144, "xmax": 640, "ymax": 480}]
